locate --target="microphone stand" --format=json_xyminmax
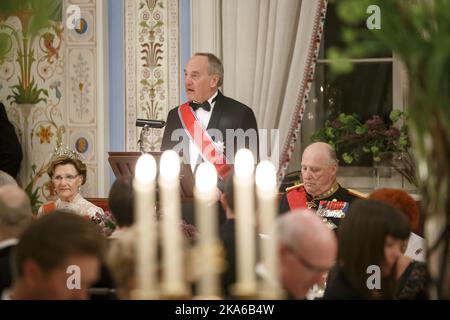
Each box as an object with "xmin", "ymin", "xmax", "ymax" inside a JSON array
[{"xmin": 137, "ymin": 124, "xmax": 150, "ymax": 153}]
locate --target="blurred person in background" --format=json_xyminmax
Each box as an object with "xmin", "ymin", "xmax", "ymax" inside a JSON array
[
  {"xmin": 0, "ymin": 185, "xmax": 33, "ymax": 295},
  {"xmin": 278, "ymin": 209, "xmax": 337, "ymax": 299},
  {"xmin": 6, "ymin": 210, "xmax": 106, "ymax": 300},
  {"xmin": 0, "ymin": 102, "xmax": 22, "ymax": 183},
  {"xmin": 323, "ymin": 199, "xmax": 410, "ymax": 299},
  {"xmin": 369, "ymin": 188, "xmax": 428, "ymax": 299}
]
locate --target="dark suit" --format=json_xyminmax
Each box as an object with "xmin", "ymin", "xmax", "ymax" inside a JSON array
[
  {"xmin": 0, "ymin": 244, "xmax": 15, "ymax": 294},
  {"xmin": 161, "ymin": 91, "xmax": 258, "ymax": 227},
  {"xmin": 0, "ymin": 103, "xmax": 22, "ymax": 178},
  {"xmin": 161, "ymin": 90, "xmax": 259, "ymax": 164}
]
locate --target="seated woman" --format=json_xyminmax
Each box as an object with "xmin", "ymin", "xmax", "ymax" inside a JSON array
[
  {"xmin": 323, "ymin": 199, "xmax": 410, "ymax": 300},
  {"xmin": 38, "ymin": 155, "xmax": 116, "ymax": 236},
  {"xmin": 369, "ymin": 188, "xmax": 428, "ymax": 299}
]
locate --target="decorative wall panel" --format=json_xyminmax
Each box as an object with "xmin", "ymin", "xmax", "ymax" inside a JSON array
[
  {"xmin": 0, "ymin": 2, "xmax": 66, "ymax": 211},
  {"xmin": 68, "ymin": 127, "xmax": 96, "ymax": 162},
  {"xmin": 70, "ymin": 0, "xmax": 95, "ymax": 5},
  {"xmin": 67, "ymin": 6, "xmax": 96, "ymax": 45},
  {"xmin": 0, "ymin": 0, "xmax": 105, "ymax": 212},
  {"xmin": 67, "ymin": 47, "xmax": 96, "ymax": 125},
  {"xmin": 125, "ymin": 0, "xmax": 180, "ymax": 151},
  {"xmin": 83, "ymin": 165, "xmax": 98, "ymax": 197}
]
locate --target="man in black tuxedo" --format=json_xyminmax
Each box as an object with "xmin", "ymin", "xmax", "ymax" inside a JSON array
[
  {"xmin": 0, "ymin": 184, "xmax": 33, "ymax": 295},
  {"xmin": 161, "ymin": 53, "xmax": 259, "ymax": 173},
  {"xmin": 161, "ymin": 53, "xmax": 258, "ymax": 226},
  {"xmin": 0, "ymin": 102, "xmax": 22, "ymax": 180}
]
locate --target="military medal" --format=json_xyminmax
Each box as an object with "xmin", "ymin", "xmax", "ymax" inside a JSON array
[
  {"xmin": 317, "ymin": 200, "xmax": 349, "ymax": 219},
  {"xmin": 307, "ymin": 200, "xmax": 317, "ymax": 209}
]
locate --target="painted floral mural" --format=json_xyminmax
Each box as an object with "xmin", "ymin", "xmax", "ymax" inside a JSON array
[{"xmin": 0, "ymin": 0, "xmax": 102, "ymax": 213}]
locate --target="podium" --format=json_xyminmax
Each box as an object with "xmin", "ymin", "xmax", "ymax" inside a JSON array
[{"xmin": 108, "ymin": 151, "xmax": 195, "ymax": 199}]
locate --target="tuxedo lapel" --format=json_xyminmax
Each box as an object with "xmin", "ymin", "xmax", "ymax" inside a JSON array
[{"xmin": 207, "ymin": 91, "xmax": 225, "ymax": 132}]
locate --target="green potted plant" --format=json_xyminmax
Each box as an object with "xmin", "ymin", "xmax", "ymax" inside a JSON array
[
  {"xmin": 328, "ymin": 0, "xmax": 450, "ymax": 298},
  {"xmin": 311, "ymin": 109, "xmax": 417, "ymax": 186}
]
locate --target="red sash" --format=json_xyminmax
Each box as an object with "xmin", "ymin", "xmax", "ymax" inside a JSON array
[
  {"xmin": 178, "ymin": 102, "xmax": 231, "ymax": 180},
  {"xmin": 286, "ymin": 186, "xmax": 307, "ymax": 210},
  {"xmin": 41, "ymin": 202, "xmax": 56, "ymax": 215}
]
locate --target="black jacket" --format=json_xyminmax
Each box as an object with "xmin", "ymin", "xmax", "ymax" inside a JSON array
[
  {"xmin": 278, "ymin": 183, "xmax": 362, "ymax": 230},
  {"xmin": 161, "ymin": 91, "xmax": 259, "ymax": 164},
  {"xmin": 323, "ymin": 267, "xmax": 366, "ymax": 300},
  {"xmin": 0, "ymin": 244, "xmax": 15, "ymax": 294},
  {"xmin": 0, "ymin": 103, "xmax": 22, "ymax": 178}
]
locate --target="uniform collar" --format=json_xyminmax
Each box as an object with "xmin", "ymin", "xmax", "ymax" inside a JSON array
[{"xmin": 307, "ymin": 181, "xmax": 340, "ymax": 201}]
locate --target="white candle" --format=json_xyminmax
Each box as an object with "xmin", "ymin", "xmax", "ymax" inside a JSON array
[
  {"xmin": 255, "ymin": 160, "xmax": 281, "ymax": 298},
  {"xmin": 133, "ymin": 154, "xmax": 158, "ymax": 299},
  {"xmin": 159, "ymin": 150, "xmax": 187, "ymax": 297},
  {"xmin": 233, "ymin": 148, "xmax": 257, "ymax": 296},
  {"xmin": 194, "ymin": 162, "xmax": 220, "ymax": 298}
]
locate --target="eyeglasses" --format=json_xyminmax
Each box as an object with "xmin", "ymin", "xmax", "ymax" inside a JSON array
[
  {"xmin": 52, "ymin": 174, "xmax": 79, "ymax": 183},
  {"xmin": 286, "ymin": 246, "xmax": 331, "ymax": 274}
]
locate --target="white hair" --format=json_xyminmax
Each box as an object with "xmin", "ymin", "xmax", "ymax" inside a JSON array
[
  {"xmin": 0, "ymin": 170, "xmax": 17, "ymax": 187},
  {"xmin": 0, "ymin": 185, "xmax": 32, "ymax": 226}
]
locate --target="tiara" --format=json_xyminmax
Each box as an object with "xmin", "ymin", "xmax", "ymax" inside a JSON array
[{"xmin": 50, "ymin": 142, "xmax": 84, "ymax": 162}]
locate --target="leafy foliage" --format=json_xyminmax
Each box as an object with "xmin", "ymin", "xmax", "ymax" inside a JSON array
[
  {"xmin": 24, "ymin": 164, "xmax": 43, "ymax": 214},
  {"xmin": 312, "ymin": 110, "xmax": 410, "ymax": 165},
  {"xmin": 7, "ymin": 77, "xmax": 48, "ymax": 104},
  {"xmin": 328, "ymin": 0, "xmax": 450, "ymax": 298}
]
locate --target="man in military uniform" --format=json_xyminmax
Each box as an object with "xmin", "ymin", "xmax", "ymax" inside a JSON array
[{"xmin": 279, "ymin": 142, "xmax": 365, "ymax": 230}]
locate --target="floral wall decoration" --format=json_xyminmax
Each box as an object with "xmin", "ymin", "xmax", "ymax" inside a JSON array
[
  {"xmin": 0, "ymin": 0, "xmax": 65, "ymax": 212},
  {"xmin": 0, "ymin": 0, "xmax": 103, "ymax": 213},
  {"xmin": 125, "ymin": 0, "xmax": 180, "ymax": 152}
]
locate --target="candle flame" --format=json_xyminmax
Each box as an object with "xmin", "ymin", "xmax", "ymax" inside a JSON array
[
  {"xmin": 256, "ymin": 160, "xmax": 276, "ymax": 191},
  {"xmin": 235, "ymin": 148, "xmax": 255, "ymax": 178},
  {"xmin": 160, "ymin": 150, "xmax": 180, "ymax": 180},
  {"xmin": 135, "ymin": 154, "xmax": 157, "ymax": 184},
  {"xmin": 195, "ymin": 162, "xmax": 217, "ymax": 192}
]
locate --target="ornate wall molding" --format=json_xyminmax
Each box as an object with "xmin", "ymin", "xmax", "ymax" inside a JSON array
[
  {"xmin": 64, "ymin": 0, "xmax": 106, "ymax": 197},
  {"xmin": 125, "ymin": 0, "xmax": 180, "ymax": 152},
  {"xmin": 0, "ymin": 0, "xmax": 107, "ymax": 208}
]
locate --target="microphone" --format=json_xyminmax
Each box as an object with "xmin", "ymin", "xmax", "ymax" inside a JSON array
[{"xmin": 135, "ymin": 119, "xmax": 166, "ymax": 128}]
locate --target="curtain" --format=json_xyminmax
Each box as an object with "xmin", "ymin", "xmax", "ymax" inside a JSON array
[{"xmin": 191, "ymin": 0, "xmax": 327, "ymax": 183}]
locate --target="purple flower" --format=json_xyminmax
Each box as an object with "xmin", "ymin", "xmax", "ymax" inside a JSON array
[
  {"xmin": 366, "ymin": 115, "xmax": 385, "ymax": 131},
  {"xmin": 89, "ymin": 211, "xmax": 117, "ymax": 237},
  {"xmin": 331, "ymin": 119, "xmax": 342, "ymax": 129},
  {"xmin": 384, "ymin": 127, "xmax": 400, "ymax": 138}
]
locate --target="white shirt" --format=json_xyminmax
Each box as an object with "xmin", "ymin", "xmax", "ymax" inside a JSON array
[
  {"xmin": 1, "ymin": 289, "xmax": 12, "ymax": 300},
  {"xmin": 189, "ymin": 91, "xmax": 218, "ymax": 172},
  {"xmin": 0, "ymin": 238, "xmax": 18, "ymax": 251},
  {"xmin": 405, "ymin": 232, "xmax": 426, "ymax": 262}
]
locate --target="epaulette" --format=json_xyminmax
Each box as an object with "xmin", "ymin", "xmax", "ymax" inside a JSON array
[
  {"xmin": 285, "ymin": 182, "xmax": 304, "ymax": 192},
  {"xmin": 347, "ymin": 188, "xmax": 368, "ymax": 198}
]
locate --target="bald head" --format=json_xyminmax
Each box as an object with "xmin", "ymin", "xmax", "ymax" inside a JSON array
[
  {"xmin": 0, "ymin": 185, "xmax": 32, "ymax": 227},
  {"xmin": 0, "ymin": 170, "xmax": 17, "ymax": 187},
  {"xmin": 301, "ymin": 142, "xmax": 338, "ymax": 197},
  {"xmin": 303, "ymin": 142, "xmax": 338, "ymax": 166},
  {"xmin": 278, "ymin": 210, "xmax": 337, "ymax": 299},
  {"xmin": 278, "ymin": 209, "xmax": 337, "ymax": 256}
]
